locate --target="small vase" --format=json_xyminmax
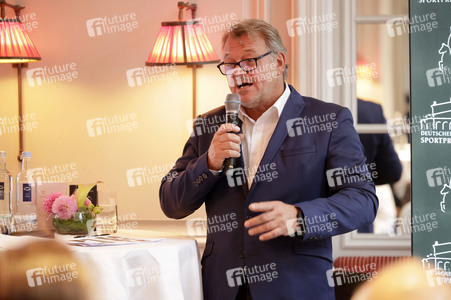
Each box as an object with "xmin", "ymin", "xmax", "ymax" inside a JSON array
[{"xmin": 53, "ymin": 212, "xmax": 96, "ymax": 235}]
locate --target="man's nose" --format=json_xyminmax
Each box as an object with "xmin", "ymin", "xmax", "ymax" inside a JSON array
[{"xmin": 228, "ymin": 64, "xmax": 245, "ymax": 76}]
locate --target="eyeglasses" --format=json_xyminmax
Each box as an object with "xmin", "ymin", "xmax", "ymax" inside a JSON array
[{"xmin": 217, "ymin": 51, "xmax": 272, "ymax": 75}]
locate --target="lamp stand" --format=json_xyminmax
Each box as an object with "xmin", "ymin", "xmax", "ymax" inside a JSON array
[
  {"xmin": 189, "ymin": 65, "xmax": 203, "ymax": 119},
  {"xmin": 192, "ymin": 65, "xmax": 197, "ymax": 119},
  {"xmin": 13, "ymin": 63, "xmax": 26, "ymax": 161},
  {"xmin": 2, "ymin": 1, "xmax": 37, "ymax": 161}
]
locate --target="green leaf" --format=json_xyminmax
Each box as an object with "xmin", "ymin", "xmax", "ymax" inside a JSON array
[
  {"xmin": 53, "ymin": 212, "xmax": 96, "ymax": 235},
  {"xmin": 75, "ymin": 181, "xmax": 102, "ymax": 209},
  {"xmin": 93, "ymin": 206, "xmax": 103, "ymax": 215}
]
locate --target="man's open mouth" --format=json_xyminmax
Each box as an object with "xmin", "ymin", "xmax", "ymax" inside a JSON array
[{"xmin": 237, "ymin": 82, "xmax": 253, "ymax": 89}]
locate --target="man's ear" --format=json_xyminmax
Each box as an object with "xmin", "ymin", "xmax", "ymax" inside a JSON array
[{"xmin": 275, "ymin": 51, "xmax": 287, "ymax": 76}]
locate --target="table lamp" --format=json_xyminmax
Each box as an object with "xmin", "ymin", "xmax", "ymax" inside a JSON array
[
  {"xmin": 145, "ymin": 1, "xmax": 220, "ymax": 118},
  {"xmin": 0, "ymin": 0, "xmax": 41, "ymax": 160}
]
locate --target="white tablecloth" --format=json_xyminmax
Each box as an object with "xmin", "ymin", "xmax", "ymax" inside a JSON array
[{"xmin": 0, "ymin": 230, "xmax": 203, "ymax": 300}]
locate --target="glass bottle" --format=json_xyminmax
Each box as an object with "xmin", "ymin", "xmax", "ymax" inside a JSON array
[
  {"xmin": 0, "ymin": 151, "xmax": 12, "ymax": 234},
  {"xmin": 14, "ymin": 151, "xmax": 37, "ymax": 232}
]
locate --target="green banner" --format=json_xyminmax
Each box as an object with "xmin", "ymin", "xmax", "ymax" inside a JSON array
[{"xmin": 410, "ymin": 0, "xmax": 451, "ymax": 284}]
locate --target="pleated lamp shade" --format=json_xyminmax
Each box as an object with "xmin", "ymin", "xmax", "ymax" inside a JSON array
[
  {"xmin": 146, "ymin": 21, "xmax": 219, "ymax": 66},
  {"xmin": 0, "ymin": 18, "xmax": 41, "ymax": 63}
]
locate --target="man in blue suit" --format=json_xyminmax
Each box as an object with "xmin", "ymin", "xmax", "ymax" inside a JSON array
[
  {"xmin": 160, "ymin": 19, "xmax": 378, "ymax": 300},
  {"xmin": 357, "ymin": 99, "xmax": 403, "ymax": 233}
]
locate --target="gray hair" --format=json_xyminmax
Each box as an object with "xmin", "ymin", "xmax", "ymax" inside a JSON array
[{"xmin": 222, "ymin": 19, "xmax": 288, "ymax": 80}]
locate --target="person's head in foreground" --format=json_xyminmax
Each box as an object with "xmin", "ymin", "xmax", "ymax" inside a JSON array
[
  {"xmin": 352, "ymin": 260, "xmax": 451, "ymax": 300},
  {"xmin": 0, "ymin": 239, "xmax": 91, "ymax": 300}
]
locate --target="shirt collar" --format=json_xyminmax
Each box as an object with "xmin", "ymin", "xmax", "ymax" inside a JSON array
[
  {"xmin": 238, "ymin": 82, "xmax": 291, "ymax": 122},
  {"xmin": 273, "ymin": 82, "xmax": 291, "ymax": 118}
]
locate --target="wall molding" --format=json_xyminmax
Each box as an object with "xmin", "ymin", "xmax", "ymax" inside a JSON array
[{"xmin": 333, "ymin": 231, "xmax": 411, "ymax": 258}]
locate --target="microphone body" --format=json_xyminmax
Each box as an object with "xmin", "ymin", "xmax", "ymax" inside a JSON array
[{"xmin": 223, "ymin": 94, "xmax": 241, "ymax": 172}]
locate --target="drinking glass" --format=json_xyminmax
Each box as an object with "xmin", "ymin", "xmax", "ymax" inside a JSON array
[{"xmin": 96, "ymin": 190, "xmax": 118, "ymax": 234}]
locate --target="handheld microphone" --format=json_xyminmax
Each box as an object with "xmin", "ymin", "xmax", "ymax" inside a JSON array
[{"xmin": 223, "ymin": 94, "xmax": 241, "ymax": 172}]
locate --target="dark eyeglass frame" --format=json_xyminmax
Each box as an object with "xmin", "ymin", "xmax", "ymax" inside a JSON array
[{"xmin": 216, "ymin": 51, "xmax": 273, "ymax": 75}]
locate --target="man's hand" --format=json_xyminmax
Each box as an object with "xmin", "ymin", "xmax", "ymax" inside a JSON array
[
  {"xmin": 207, "ymin": 124, "xmax": 242, "ymax": 171},
  {"xmin": 244, "ymin": 201, "xmax": 298, "ymax": 241}
]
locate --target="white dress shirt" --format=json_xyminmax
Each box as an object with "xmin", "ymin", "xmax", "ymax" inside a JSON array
[{"xmin": 239, "ymin": 83, "xmax": 291, "ymax": 187}]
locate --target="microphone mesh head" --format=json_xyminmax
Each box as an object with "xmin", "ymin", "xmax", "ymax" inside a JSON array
[{"xmin": 225, "ymin": 94, "xmax": 241, "ymax": 113}]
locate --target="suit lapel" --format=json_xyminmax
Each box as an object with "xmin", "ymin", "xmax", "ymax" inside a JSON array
[{"xmin": 248, "ymin": 86, "xmax": 306, "ymax": 191}]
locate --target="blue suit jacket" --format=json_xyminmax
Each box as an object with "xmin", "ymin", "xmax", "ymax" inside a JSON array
[
  {"xmin": 357, "ymin": 99, "xmax": 402, "ymax": 186},
  {"xmin": 160, "ymin": 86, "xmax": 378, "ymax": 300}
]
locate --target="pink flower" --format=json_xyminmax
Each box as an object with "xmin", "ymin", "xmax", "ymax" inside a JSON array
[
  {"xmin": 84, "ymin": 197, "xmax": 92, "ymax": 207},
  {"xmin": 43, "ymin": 192, "xmax": 63, "ymax": 214},
  {"xmin": 52, "ymin": 196, "xmax": 78, "ymax": 220}
]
